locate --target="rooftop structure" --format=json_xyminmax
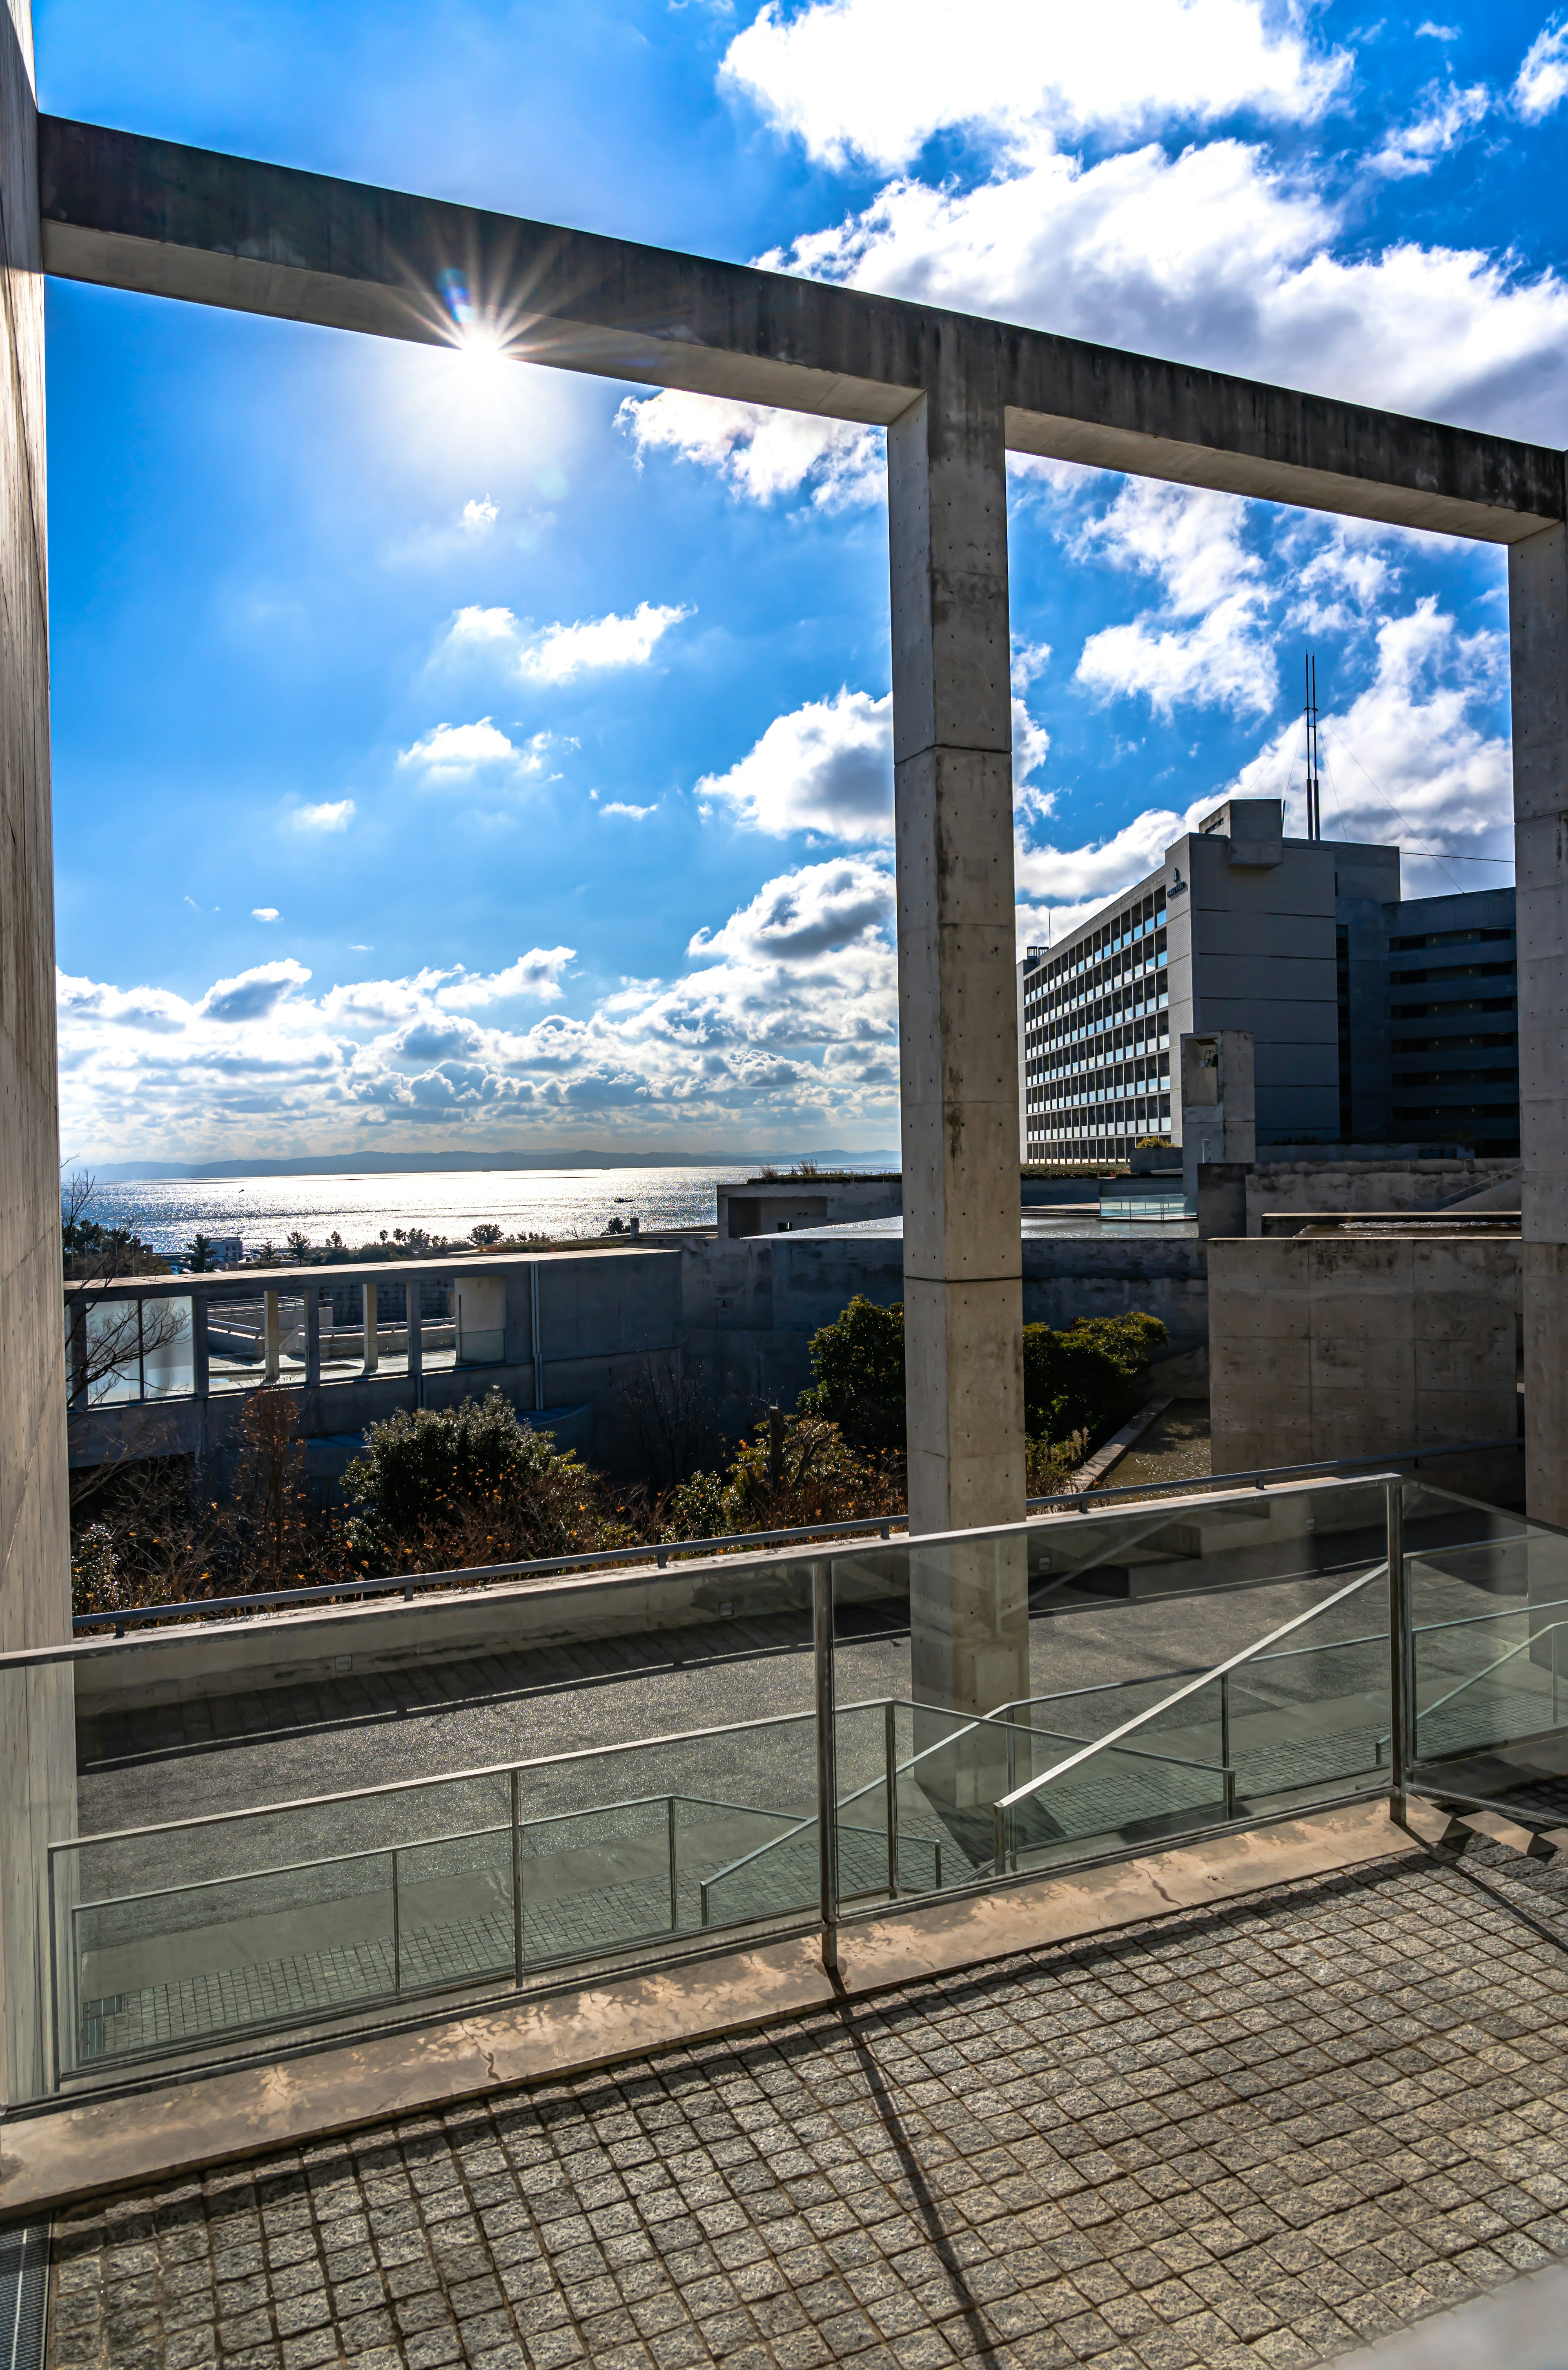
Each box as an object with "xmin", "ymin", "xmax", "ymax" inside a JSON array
[{"xmin": 1019, "ymin": 806, "xmax": 1519, "ymax": 1164}]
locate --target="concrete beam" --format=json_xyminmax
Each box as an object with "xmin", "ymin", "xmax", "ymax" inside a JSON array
[{"xmin": 38, "ymin": 117, "xmax": 1565, "ymax": 543}]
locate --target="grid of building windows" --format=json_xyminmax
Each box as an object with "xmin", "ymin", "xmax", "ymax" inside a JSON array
[
  {"xmin": 1387, "ymin": 907, "xmax": 1518, "ymax": 1154},
  {"xmin": 1022, "ymin": 884, "xmax": 1170, "ymax": 1161}
]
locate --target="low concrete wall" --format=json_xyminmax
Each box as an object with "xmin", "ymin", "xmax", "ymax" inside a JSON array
[
  {"xmin": 1245, "ymin": 1158, "xmax": 1519, "ymax": 1235},
  {"xmin": 1209, "ymin": 1233, "xmax": 1521, "ymax": 1492}
]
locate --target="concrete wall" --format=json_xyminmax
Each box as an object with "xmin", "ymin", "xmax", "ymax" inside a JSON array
[
  {"xmin": 717, "ymin": 1176, "xmax": 900, "ymax": 1237},
  {"xmin": 1209, "ymin": 1234, "xmax": 1519, "ymax": 1486},
  {"xmin": 70, "ymin": 1248, "xmax": 681, "ymax": 1486},
  {"xmin": 1245, "ymin": 1157, "xmax": 1519, "ymax": 1234},
  {"xmin": 0, "ymin": 0, "xmax": 75, "ymax": 2110},
  {"xmin": 681, "ymin": 1227, "xmax": 1209, "ymax": 1434}
]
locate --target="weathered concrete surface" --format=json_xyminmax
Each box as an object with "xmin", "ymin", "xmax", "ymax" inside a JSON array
[
  {"xmin": 889, "ymin": 368, "xmax": 1025, "ymax": 1547},
  {"xmin": 1209, "ymin": 1233, "xmax": 1519, "ymax": 1483},
  {"xmin": 1510, "ymin": 526, "xmax": 1568, "ymax": 1528},
  {"xmin": 0, "ymin": 1796, "xmax": 1408, "ymax": 2218},
  {"xmin": 1246, "ymin": 1156, "xmax": 1519, "ymax": 1234},
  {"xmin": 35, "ymin": 120, "xmax": 1567, "ymax": 541},
  {"xmin": 716, "ymin": 1175, "xmax": 900, "ymax": 1238},
  {"xmin": 0, "ymin": 0, "xmax": 74, "ymax": 2112},
  {"xmin": 67, "ymin": 1246, "xmax": 679, "ymax": 1479}
]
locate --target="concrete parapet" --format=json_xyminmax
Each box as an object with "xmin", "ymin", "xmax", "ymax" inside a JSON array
[
  {"xmin": 1244, "ymin": 1156, "xmax": 1519, "ymax": 1235},
  {"xmin": 1209, "ymin": 1232, "xmax": 1520, "ymax": 1488}
]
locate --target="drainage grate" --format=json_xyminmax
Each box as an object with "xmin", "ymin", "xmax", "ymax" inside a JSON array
[{"xmin": 0, "ymin": 2221, "xmax": 49, "ymax": 2370}]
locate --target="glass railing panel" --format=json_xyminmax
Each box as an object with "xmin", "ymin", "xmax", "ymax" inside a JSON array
[
  {"xmin": 1400, "ymin": 1482, "xmax": 1568, "ymax": 1794},
  {"xmin": 141, "ymin": 1296, "xmax": 194, "ymax": 1399},
  {"xmin": 53, "ymin": 1769, "xmax": 512, "ymax": 2078},
  {"xmin": 394, "ymin": 1824, "xmax": 514, "ymax": 1992},
  {"xmin": 64, "ymin": 1849, "xmax": 397, "ymax": 2077},
  {"xmin": 831, "ymin": 1479, "xmax": 1391, "ymax": 1754},
  {"xmin": 81, "ymin": 1301, "xmax": 141, "ymax": 1404},
  {"xmin": 1005, "ymin": 1688, "xmax": 1232, "ymax": 1869},
  {"xmin": 456, "ymin": 1326, "xmax": 506, "ymax": 1366}
]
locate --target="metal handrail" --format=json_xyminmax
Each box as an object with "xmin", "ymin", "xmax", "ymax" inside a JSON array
[
  {"xmin": 992, "ymin": 1557, "xmax": 1391, "ymax": 1863},
  {"xmin": 697, "ymin": 1699, "xmax": 1041, "ymax": 1917},
  {"xmin": 68, "ymin": 1435, "xmax": 1523, "ymax": 1635},
  {"xmin": 48, "ymin": 1700, "xmax": 833, "ymax": 1851},
  {"xmin": 1377, "ymin": 1618, "xmax": 1568, "ymax": 1750}
]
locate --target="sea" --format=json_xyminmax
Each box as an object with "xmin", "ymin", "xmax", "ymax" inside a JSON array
[{"xmin": 84, "ymin": 1165, "xmax": 896, "ymax": 1261}]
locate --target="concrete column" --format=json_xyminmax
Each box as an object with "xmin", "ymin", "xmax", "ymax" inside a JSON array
[
  {"xmin": 1510, "ymin": 525, "xmax": 1568, "ymax": 1527},
  {"xmin": 0, "ymin": 0, "xmax": 76, "ymax": 2108},
  {"xmin": 302, "ymin": 1281, "xmax": 320, "ymax": 1389},
  {"xmin": 362, "ymin": 1278, "xmax": 379, "ymax": 1376},
  {"xmin": 1182, "ymin": 1031, "xmax": 1255, "ymax": 1241},
  {"xmin": 263, "ymin": 1290, "xmax": 281, "ymax": 1383},
  {"xmin": 406, "ymin": 1270, "xmax": 422, "ymax": 1397},
  {"xmin": 887, "ymin": 348, "xmax": 1027, "ymax": 1724}
]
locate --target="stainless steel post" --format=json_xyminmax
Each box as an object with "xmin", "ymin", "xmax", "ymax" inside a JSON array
[
  {"xmin": 884, "ymin": 1698, "xmax": 899, "ymax": 1897},
  {"xmin": 1219, "ymin": 1671, "xmax": 1232, "ymax": 1813},
  {"xmin": 1386, "ymin": 1478, "xmax": 1412, "ymax": 1819},
  {"xmin": 511, "ymin": 1767, "xmax": 524, "ymax": 1985},
  {"xmin": 813, "ymin": 1561, "xmax": 840, "ymax": 1976},
  {"xmin": 667, "ymin": 1794, "xmax": 679, "ymax": 1931},
  {"xmin": 391, "ymin": 1847, "xmax": 401, "ymax": 1994},
  {"xmin": 1555, "ymin": 1625, "xmax": 1561, "ymax": 1728}
]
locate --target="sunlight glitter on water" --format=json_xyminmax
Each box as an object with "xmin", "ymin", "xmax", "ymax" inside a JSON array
[{"xmin": 86, "ymin": 1167, "xmax": 775, "ymax": 1256}]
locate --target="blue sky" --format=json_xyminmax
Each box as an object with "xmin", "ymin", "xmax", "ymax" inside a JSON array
[{"xmin": 42, "ymin": 0, "xmax": 1568, "ymax": 1162}]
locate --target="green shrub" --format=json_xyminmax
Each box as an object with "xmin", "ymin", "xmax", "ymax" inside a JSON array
[
  {"xmin": 343, "ymin": 1388, "xmax": 617, "ymax": 1566},
  {"xmin": 659, "ymin": 1413, "xmax": 902, "ymax": 1545},
  {"xmin": 1022, "ymin": 1313, "xmax": 1167, "ymax": 1442},
  {"xmin": 798, "ymin": 1295, "xmax": 906, "ymax": 1448}
]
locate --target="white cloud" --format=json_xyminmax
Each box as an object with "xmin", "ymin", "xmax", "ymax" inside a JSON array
[
  {"xmin": 1515, "ymin": 18, "xmax": 1568, "ymax": 118},
  {"xmin": 1370, "ymin": 81, "xmax": 1490, "ymax": 177},
  {"xmin": 199, "ymin": 959, "xmax": 312, "ymax": 1025},
  {"xmin": 745, "ymin": 137, "xmax": 1568, "ymax": 457},
  {"xmin": 698, "ymin": 689, "xmax": 893, "ymax": 840},
  {"xmin": 601, "ymin": 800, "xmax": 657, "ymax": 819},
  {"xmin": 434, "ymin": 948, "xmax": 575, "ymax": 1008},
  {"xmin": 447, "ymin": 605, "xmax": 517, "ymax": 644},
  {"xmin": 292, "ymin": 799, "xmax": 356, "ymax": 833},
  {"xmin": 397, "ymin": 719, "xmax": 549, "ymax": 783},
  {"xmin": 1417, "ymin": 22, "xmax": 1459, "ymax": 38},
  {"xmin": 516, "ymin": 600, "xmax": 692, "ymax": 684},
  {"xmin": 689, "ymin": 855, "xmax": 895, "ymax": 964},
  {"xmin": 251, "ymin": 907, "xmax": 280, "ymax": 922},
  {"xmin": 1011, "ymin": 639, "xmax": 1052, "ymax": 691},
  {"xmin": 1230, "ymin": 597, "xmax": 1510, "ymax": 848},
  {"xmin": 1014, "ymin": 594, "xmax": 1512, "ymax": 948},
  {"xmin": 721, "ymin": 0, "xmax": 1345, "ymax": 172},
  {"xmin": 461, "ymin": 497, "xmax": 499, "ymax": 531},
  {"xmin": 56, "ymin": 862, "xmax": 904, "ymax": 1158},
  {"xmin": 1074, "ymin": 482, "xmax": 1275, "ymax": 717},
  {"xmin": 619, "ymin": 389, "xmax": 884, "ymax": 509}
]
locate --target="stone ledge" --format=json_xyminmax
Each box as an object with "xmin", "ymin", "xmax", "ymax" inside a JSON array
[{"xmin": 0, "ymin": 1795, "xmax": 1411, "ymax": 2219}]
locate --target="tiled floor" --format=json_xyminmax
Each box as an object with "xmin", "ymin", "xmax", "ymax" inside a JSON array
[{"xmin": 44, "ymin": 1840, "xmax": 1568, "ymax": 2370}]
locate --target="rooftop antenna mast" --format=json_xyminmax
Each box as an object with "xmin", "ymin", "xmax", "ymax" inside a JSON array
[{"xmin": 1304, "ymin": 651, "xmax": 1321, "ymax": 841}]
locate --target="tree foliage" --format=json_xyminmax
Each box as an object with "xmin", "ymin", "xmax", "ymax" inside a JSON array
[
  {"xmin": 342, "ymin": 1387, "xmax": 631, "ymax": 1568},
  {"xmin": 798, "ymin": 1296, "xmax": 906, "ymax": 1449},
  {"xmin": 1022, "ymin": 1313, "xmax": 1167, "ymax": 1441}
]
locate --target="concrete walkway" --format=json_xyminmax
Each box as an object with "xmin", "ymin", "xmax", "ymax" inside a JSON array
[{"xmin": 39, "ymin": 1814, "xmax": 1568, "ymax": 2369}]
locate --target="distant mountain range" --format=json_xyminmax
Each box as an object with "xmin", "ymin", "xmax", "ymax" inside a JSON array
[{"xmin": 75, "ymin": 1147, "xmax": 900, "ymax": 1183}]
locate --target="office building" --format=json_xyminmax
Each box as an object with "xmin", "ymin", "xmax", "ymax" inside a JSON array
[{"xmin": 1019, "ymin": 797, "xmax": 1518, "ymax": 1163}]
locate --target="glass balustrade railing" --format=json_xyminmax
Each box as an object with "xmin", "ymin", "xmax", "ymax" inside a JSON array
[
  {"xmin": 1396, "ymin": 1482, "xmax": 1568, "ymax": 1811},
  {"xmin": 1, "ymin": 1468, "xmax": 1501, "ymax": 2105}
]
